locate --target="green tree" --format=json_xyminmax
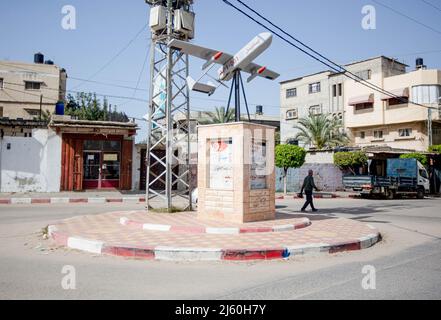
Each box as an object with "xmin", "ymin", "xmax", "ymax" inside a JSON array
[
  {"xmin": 334, "ymin": 151, "xmax": 368, "ymax": 175},
  {"xmin": 65, "ymin": 92, "xmax": 128, "ymax": 122},
  {"xmin": 275, "ymin": 144, "xmax": 306, "ymax": 195},
  {"xmin": 294, "ymin": 114, "xmax": 349, "ymax": 150},
  {"xmin": 200, "ymin": 106, "xmax": 235, "ymax": 124},
  {"xmin": 400, "ymin": 153, "xmax": 428, "ymax": 166}
]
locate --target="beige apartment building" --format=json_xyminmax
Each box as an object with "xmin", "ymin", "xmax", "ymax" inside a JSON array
[
  {"xmin": 0, "ymin": 53, "xmax": 67, "ymax": 119},
  {"xmin": 280, "ymin": 56, "xmax": 441, "ymax": 151}
]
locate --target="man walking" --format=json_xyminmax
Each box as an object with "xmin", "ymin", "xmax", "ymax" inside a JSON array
[{"xmin": 300, "ymin": 169, "xmax": 320, "ymax": 212}]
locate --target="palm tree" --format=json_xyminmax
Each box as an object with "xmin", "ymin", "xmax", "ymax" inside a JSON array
[
  {"xmin": 293, "ymin": 113, "xmax": 349, "ymax": 149},
  {"xmin": 199, "ymin": 106, "xmax": 235, "ymax": 124}
]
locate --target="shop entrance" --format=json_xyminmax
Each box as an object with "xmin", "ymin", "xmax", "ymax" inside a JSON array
[{"xmin": 83, "ymin": 140, "xmax": 121, "ymax": 189}]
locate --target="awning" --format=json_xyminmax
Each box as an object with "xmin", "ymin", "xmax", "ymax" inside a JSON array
[
  {"xmin": 381, "ymin": 87, "xmax": 409, "ymax": 100},
  {"xmin": 348, "ymin": 93, "xmax": 374, "ymax": 106}
]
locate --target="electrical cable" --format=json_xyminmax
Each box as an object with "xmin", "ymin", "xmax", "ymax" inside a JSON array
[
  {"xmin": 222, "ymin": 0, "xmax": 438, "ymax": 110},
  {"xmin": 372, "ymin": 0, "xmax": 441, "ymax": 36},
  {"xmin": 71, "ymin": 24, "xmax": 149, "ymax": 90}
]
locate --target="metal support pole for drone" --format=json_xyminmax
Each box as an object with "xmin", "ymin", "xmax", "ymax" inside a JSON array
[{"xmin": 225, "ymin": 70, "xmax": 251, "ymax": 122}]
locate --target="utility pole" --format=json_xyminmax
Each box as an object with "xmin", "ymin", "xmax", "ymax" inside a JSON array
[
  {"xmin": 428, "ymin": 107, "xmax": 433, "ymax": 148},
  {"xmin": 144, "ymin": 0, "xmax": 194, "ymax": 211},
  {"xmin": 39, "ymin": 94, "xmax": 43, "ymax": 121}
]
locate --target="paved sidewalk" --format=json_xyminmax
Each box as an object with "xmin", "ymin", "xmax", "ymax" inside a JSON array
[
  {"xmin": 0, "ymin": 191, "xmax": 146, "ymax": 204},
  {"xmin": 48, "ymin": 210, "xmax": 381, "ymax": 261},
  {"xmin": 0, "ymin": 190, "xmax": 359, "ymax": 205},
  {"xmin": 276, "ymin": 191, "xmax": 359, "ymax": 199},
  {"xmin": 0, "ymin": 191, "xmax": 144, "ymax": 198}
]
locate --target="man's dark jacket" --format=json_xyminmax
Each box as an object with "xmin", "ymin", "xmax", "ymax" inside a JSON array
[{"xmin": 301, "ymin": 175, "xmax": 317, "ymax": 193}]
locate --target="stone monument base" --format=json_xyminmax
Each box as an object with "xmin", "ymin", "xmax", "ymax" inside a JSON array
[{"xmin": 196, "ymin": 122, "xmax": 276, "ymax": 224}]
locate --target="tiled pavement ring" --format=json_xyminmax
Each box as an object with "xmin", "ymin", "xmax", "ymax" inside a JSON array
[
  {"xmin": 48, "ymin": 210, "xmax": 381, "ymax": 261},
  {"xmin": 119, "ymin": 211, "xmax": 311, "ymax": 234}
]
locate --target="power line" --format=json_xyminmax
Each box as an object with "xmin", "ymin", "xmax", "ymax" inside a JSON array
[
  {"xmin": 0, "ymin": 62, "xmax": 281, "ymax": 109},
  {"xmin": 69, "ymin": 76, "xmax": 149, "ymax": 92},
  {"xmin": 71, "ymin": 24, "xmax": 149, "ymax": 90},
  {"xmin": 2, "ymin": 83, "xmax": 147, "ymax": 121},
  {"xmin": 222, "ymin": 0, "xmax": 438, "ymax": 110},
  {"xmin": 2, "ymin": 81, "xmax": 150, "ymax": 103},
  {"xmin": 118, "ymin": 43, "xmax": 152, "ymax": 108},
  {"xmin": 231, "ymin": 0, "xmax": 419, "ymax": 100},
  {"xmin": 372, "ymin": 0, "xmax": 441, "ymax": 36},
  {"xmin": 224, "ymin": 1, "xmax": 395, "ymax": 96},
  {"xmin": 421, "ymin": 0, "xmax": 441, "ymax": 13}
]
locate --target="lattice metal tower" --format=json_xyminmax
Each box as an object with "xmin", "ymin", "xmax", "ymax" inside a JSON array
[{"xmin": 144, "ymin": 0, "xmax": 195, "ymax": 211}]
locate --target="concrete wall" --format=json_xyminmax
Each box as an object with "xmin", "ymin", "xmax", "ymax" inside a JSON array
[
  {"xmin": 276, "ymin": 164, "xmax": 344, "ymax": 193},
  {"xmin": 305, "ymin": 150, "xmax": 335, "ymax": 164},
  {"xmin": 0, "ymin": 128, "xmax": 61, "ymax": 192}
]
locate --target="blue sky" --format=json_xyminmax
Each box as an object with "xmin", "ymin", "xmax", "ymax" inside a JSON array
[{"xmin": 1, "ymin": 0, "xmax": 441, "ymax": 141}]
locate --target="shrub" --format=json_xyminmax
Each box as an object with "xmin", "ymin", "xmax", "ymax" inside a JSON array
[
  {"xmin": 400, "ymin": 153, "xmax": 428, "ymax": 166},
  {"xmin": 334, "ymin": 151, "xmax": 368, "ymax": 175}
]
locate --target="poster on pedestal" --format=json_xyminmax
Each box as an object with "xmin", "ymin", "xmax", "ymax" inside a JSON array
[
  {"xmin": 251, "ymin": 140, "xmax": 267, "ymax": 190},
  {"xmin": 209, "ymin": 138, "xmax": 233, "ymax": 190}
]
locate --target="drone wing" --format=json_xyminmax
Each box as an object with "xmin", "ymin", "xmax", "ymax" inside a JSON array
[
  {"xmin": 242, "ymin": 62, "xmax": 280, "ymax": 83},
  {"xmin": 169, "ymin": 39, "xmax": 233, "ymax": 68}
]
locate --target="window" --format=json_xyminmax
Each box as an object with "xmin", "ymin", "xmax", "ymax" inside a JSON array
[
  {"xmin": 338, "ymin": 83, "xmax": 343, "ymax": 96},
  {"xmin": 0, "ymin": 106, "xmax": 3, "ymax": 117},
  {"xmin": 332, "ymin": 85, "xmax": 337, "ymax": 97},
  {"xmin": 286, "ymin": 138, "xmax": 299, "ymax": 145},
  {"xmin": 398, "ymin": 128, "xmax": 412, "ymax": 137},
  {"xmin": 360, "ymin": 131, "xmax": 366, "ymax": 139},
  {"xmin": 0, "ymin": 78, "xmax": 3, "ymax": 89},
  {"xmin": 412, "ymin": 85, "xmax": 441, "ymax": 104},
  {"xmin": 355, "ymin": 70, "xmax": 371, "ymax": 81},
  {"xmin": 332, "ymin": 84, "xmax": 343, "ymax": 97},
  {"xmin": 309, "ymin": 82, "xmax": 321, "ymax": 94},
  {"xmin": 26, "ymin": 109, "xmax": 40, "ymax": 117},
  {"xmin": 25, "ymin": 81, "xmax": 41, "ymax": 90},
  {"xmin": 419, "ymin": 169, "xmax": 428, "ymax": 179},
  {"xmin": 286, "ymin": 88, "xmax": 297, "ymax": 98},
  {"xmin": 355, "ymin": 102, "xmax": 374, "ymax": 111},
  {"xmin": 389, "ymin": 97, "xmax": 409, "ymax": 106},
  {"xmin": 374, "ymin": 130, "xmax": 383, "ymax": 139},
  {"xmin": 309, "ymin": 105, "xmax": 322, "ymax": 115},
  {"xmin": 286, "ymin": 108, "xmax": 298, "ymax": 120}
]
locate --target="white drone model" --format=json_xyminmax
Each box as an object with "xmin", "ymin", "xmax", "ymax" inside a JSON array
[{"xmin": 169, "ymin": 32, "xmax": 279, "ymax": 99}]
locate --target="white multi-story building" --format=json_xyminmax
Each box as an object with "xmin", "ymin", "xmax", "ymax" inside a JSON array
[{"xmin": 280, "ymin": 56, "xmax": 441, "ymax": 151}]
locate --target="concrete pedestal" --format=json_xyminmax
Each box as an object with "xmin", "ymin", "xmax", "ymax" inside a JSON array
[{"xmin": 197, "ymin": 122, "xmax": 276, "ymax": 223}]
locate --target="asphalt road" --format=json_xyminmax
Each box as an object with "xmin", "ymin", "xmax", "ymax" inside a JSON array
[{"xmin": 0, "ymin": 197, "xmax": 440, "ymax": 300}]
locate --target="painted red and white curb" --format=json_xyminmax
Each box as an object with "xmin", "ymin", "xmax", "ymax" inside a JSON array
[
  {"xmin": 119, "ymin": 216, "xmax": 311, "ymax": 234},
  {"xmin": 48, "ymin": 225, "xmax": 381, "ymax": 261},
  {"xmin": 0, "ymin": 197, "xmax": 146, "ymax": 205}
]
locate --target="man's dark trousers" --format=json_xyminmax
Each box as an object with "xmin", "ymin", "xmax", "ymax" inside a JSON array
[{"xmin": 301, "ymin": 191, "xmax": 316, "ymax": 211}]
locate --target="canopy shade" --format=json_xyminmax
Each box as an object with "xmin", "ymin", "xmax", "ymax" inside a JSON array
[
  {"xmin": 348, "ymin": 93, "xmax": 374, "ymax": 106},
  {"xmin": 381, "ymin": 87, "xmax": 409, "ymax": 100}
]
